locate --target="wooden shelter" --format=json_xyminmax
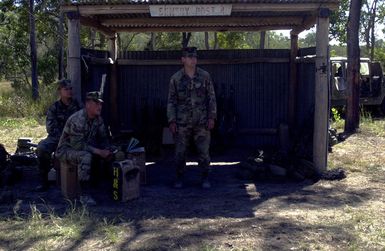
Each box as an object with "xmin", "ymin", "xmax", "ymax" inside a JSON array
[{"xmin": 61, "ymin": 0, "xmax": 339, "ymax": 173}]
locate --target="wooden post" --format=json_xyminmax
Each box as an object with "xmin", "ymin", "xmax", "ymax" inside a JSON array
[
  {"xmin": 67, "ymin": 11, "xmax": 82, "ymax": 102},
  {"xmin": 313, "ymin": 8, "xmax": 330, "ymax": 173},
  {"xmin": 108, "ymin": 34, "xmax": 119, "ymax": 133},
  {"xmin": 288, "ymin": 33, "xmax": 298, "ymax": 131}
]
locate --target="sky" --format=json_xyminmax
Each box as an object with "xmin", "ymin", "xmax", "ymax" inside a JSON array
[
  {"xmin": 275, "ymin": 23, "xmax": 385, "ymax": 45},
  {"xmin": 274, "ymin": 29, "xmax": 313, "ymax": 39}
]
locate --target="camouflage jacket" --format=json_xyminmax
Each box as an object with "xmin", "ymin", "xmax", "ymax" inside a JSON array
[
  {"xmin": 46, "ymin": 99, "xmax": 81, "ymax": 139},
  {"xmin": 167, "ymin": 67, "xmax": 217, "ymax": 126},
  {"xmin": 56, "ymin": 109, "xmax": 110, "ymax": 157}
]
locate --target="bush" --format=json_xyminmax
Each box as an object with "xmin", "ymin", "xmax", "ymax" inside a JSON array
[{"xmin": 0, "ymin": 83, "xmax": 57, "ymax": 118}]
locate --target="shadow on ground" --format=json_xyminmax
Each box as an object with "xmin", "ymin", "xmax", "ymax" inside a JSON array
[{"xmin": 0, "ymin": 148, "xmax": 373, "ymax": 250}]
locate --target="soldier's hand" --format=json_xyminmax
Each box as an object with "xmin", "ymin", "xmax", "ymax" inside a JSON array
[
  {"xmin": 169, "ymin": 122, "xmax": 177, "ymax": 134},
  {"xmin": 208, "ymin": 119, "xmax": 215, "ymax": 130}
]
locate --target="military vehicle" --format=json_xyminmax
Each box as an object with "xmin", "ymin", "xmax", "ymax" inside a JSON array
[{"xmin": 330, "ymin": 57, "xmax": 384, "ymax": 112}]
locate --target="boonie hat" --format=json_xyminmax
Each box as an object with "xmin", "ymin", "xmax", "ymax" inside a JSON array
[
  {"xmin": 182, "ymin": 47, "xmax": 198, "ymax": 57},
  {"xmin": 86, "ymin": 91, "xmax": 104, "ymax": 103},
  {"xmin": 57, "ymin": 79, "xmax": 72, "ymax": 90}
]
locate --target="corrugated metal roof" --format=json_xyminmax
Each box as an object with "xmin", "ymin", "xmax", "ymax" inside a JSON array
[
  {"xmin": 62, "ymin": 0, "xmax": 338, "ymax": 33},
  {"xmin": 69, "ymin": 0, "xmax": 338, "ymax": 5}
]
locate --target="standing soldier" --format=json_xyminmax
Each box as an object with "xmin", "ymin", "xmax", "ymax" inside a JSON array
[
  {"xmin": 35, "ymin": 79, "xmax": 81, "ymax": 192},
  {"xmin": 167, "ymin": 47, "xmax": 217, "ymax": 189},
  {"xmin": 56, "ymin": 91, "xmax": 112, "ymax": 205}
]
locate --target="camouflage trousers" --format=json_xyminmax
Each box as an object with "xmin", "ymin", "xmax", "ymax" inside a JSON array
[
  {"xmin": 174, "ymin": 125, "xmax": 211, "ymax": 178},
  {"xmin": 60, "ymin": 150, "xmax": 92, "ymax": 181},
  {"xmin": 36, "ymin": 136, "xmax": 59, "ymax": 173}
]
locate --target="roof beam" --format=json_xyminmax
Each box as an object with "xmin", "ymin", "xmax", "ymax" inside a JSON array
[
  {"xmin": 101, "ymin": 16, "xmax": 303, "ymax": 27},
  {"xmin": 291, "ymin": 15, "xmax": 317, "ymax": 35},
  {"xmin": 79, "ymin": 16, "xmax": 116, "ymax": 36},
  {"xmin": 61, "ymin": 5, "xmax": 148, "ymax": 15},
  {"xmin": 232, "ymin": 3, "xmax": 338, "ymax": 12},
  {"xmin": 112, "ymin": 25, "xmax": 298, "ymax": 33},
  {"xmin": 61, "ymin": 3, "xmax": 338, "ymax": 15}
]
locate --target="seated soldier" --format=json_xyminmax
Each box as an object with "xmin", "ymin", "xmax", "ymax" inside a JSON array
[
  {"xmin": 56, "ymin": 91, "xmax": 112, "ymax": 206},
  {"xmin": 35, "ymin": 79, "xmax": 81, "ymax": 192}
]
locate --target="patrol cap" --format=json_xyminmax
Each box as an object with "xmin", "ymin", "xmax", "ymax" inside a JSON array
[
  {"xmin": 182, "ymin": 47, "xmax": 198, "ymax": 57},
  {"xmin": 85, "ymin": 91, "xmax": 104, "ymax": 103},
  {"xmin": 57, "ymin": 79, "xmax": 72, "ymax": 90}
]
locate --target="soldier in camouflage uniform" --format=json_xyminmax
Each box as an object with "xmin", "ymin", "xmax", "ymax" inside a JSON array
[
  {"xmin": 56, "ymin": 91, "xmax": 112, "ymax": 205},
  {"xmin": 167, "ymin": 47, "xmax": 217, "ymax": 189},
  {"xmin": 35, "ymin": 79, "xmax": 81, "ymax": 192}
]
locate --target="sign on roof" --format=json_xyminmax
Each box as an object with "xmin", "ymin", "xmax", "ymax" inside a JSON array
[{"xmin": 149, "ymin": 4, "xmax": 232, "ymax": 17}]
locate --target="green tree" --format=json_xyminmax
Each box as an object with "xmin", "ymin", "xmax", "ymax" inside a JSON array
[
  {"xmin": 360, "ymin": 0, "xmax": 385, "ymax": 60},
  {"xmin": 299, "ymin": 32, "xmax": 316, "ymax": 47},
  {"xmin": 330, "ymin": 0, "xmax": 350, "ymax": 43},
  {"xmin": 0, "ymin": 0, "xmax": 64, "ymax": 90}
]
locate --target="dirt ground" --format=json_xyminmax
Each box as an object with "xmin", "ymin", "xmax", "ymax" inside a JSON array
[{"xmin": 1, "ymin": 133, "xmax": 385, "ymax": 250}]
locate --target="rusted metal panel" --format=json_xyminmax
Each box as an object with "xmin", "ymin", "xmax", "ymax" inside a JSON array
[
  {"xmin": 116, "ymin": 50, "xmax": 290, "ymax": 147},
  {"xmin": 296, "ymin": 61, "xmax": 316, "ymax": 134},
  {"xmin": 82, "ymin": 49, "xmax": 315, "ymax": 150}
]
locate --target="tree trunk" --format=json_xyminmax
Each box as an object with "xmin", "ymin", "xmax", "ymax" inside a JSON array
[
  {"xmin": 117, "ymin": 33, "xmax": 122, "ymax": 52},
  {"xmin": 90, "ymin": 28, "xmax": 96, "ymax": 49},
  {"xmin": 58, "ymin": 10, "xmax": 64, "ymax": 80},
  {"xmin": 259, "ymin": 31, "xmax": 266, "ymax": 49},
  {"xmin": 213, "ymin": 32, "xmax": 219, "ymax": 49},
  {"xmin": 370, "ymin": 0, "xmax": 377, "ymax": 61},
  {"xmin": 204, "ymin": 32, "xmax": 210, "ymax": 49},
  {"xmin": 182, "ymin": 32, "xmax": 191, "ymax": 48},
  {"xmin": 345, "ymin": 0, "xmax": 362, "ymax": 133},
  {"xmin": 29, "ymin": 0, "xmax": 39, "ymax": 99},
  {"xmin": 150, "ymin": 32, "xmax": 155, "ymax": 50},
  {"xmin": 99, "ymin": 33, "xmax": 105, "ymax": 49}
]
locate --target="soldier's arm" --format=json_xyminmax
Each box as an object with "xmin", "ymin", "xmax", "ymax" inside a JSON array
[
  {"xmin": 167, "ymin": 78, "xmax": 177, "ymax": 123},
  {"xmin": 207, "ymin": 76, "xmax": 217, "ymax": 120},
  {"xmin": 55, "ymin": 118, "xmax": 72, "ymax": 158},
  {"xmin": 86, "ymin": 121, "xmax": 111, "ymax": 158},
  {"xmin": 46, "ymin": 104, "xmax": 60, "ymax": 137},
  {"xmin": 97, "ymin": 120, "xmax": 111, "ymax": 149}
]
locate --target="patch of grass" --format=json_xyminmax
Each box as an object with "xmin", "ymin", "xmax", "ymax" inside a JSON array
[
  {"xmin": 0, "ymin": 81, "xmax": 13, "ymax": 95},
  {"xmin": 345, "ymin": 205, "xmax": 385, "ymax": 249},
  {"xmin": 0, "ymin": 202, "xmax": 134, "ymax": 250},
  {"xmin": 0, "ymin": 117, "xmax": 42, "ymax": 128},
  {"xmin": 360, "ymin": 119, "xmax": 385, "ymax": 137},
  {"xmin": 0, "ymin": 204, "xmax": 86, "ymax": 250},
  {"xmin": 100, "ymin": 217, "xmax": 126, "ymax": 245},
  {"xmin": 0, "ymin": 82, "xmax": 57, "ymax": 118},
  {"xmin": 331, "ymin": 108, "xmax": 345, "ymax": 130},
  {"xmin": 0, "ymin": 117, "xmax": 46, "ymax": 153},
  {"xmin": 331, "ymin": 109, "xmax": 385, "ymax": 138}
]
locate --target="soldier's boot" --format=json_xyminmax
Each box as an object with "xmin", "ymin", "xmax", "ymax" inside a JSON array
[
  {"xmin": 174, "ymin": 161, "xmax": 185, "ymax": 189},
  {"xmin": 35, "ymin": 171, "xmax": 49, "ymax": 192},
  {"xmin": 35, "ymin": 153, "xmax": 51, "ymax": 192},
  {"xmin": 79, "ymin": 181, "xmax": 96, "ymax": 206}
]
